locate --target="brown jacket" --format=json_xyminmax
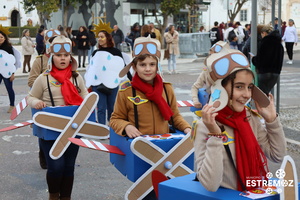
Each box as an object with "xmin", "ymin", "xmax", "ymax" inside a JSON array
[
  {"xmin": 164, "ymin": 30, "xmax": 180, "ymax": 55},
  {"xmin": 110, "ymin": 81, "xmax": 191, "ymax": 136},
  {"xmin": 28, "ymin": 54, "xmax": 49, "ymax": 87}
]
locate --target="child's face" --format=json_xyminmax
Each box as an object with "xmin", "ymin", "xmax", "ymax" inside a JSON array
[
  {"xmin": 53, "ymin": 53, "xmax": 71, "ymax": 69},
  {"xmin": 224, "ymin": 70, "xmax": 254, "ymax": 112},
  {"xmin": 134, "ymin": 56, "xmax": 157, "ymax": 85}
]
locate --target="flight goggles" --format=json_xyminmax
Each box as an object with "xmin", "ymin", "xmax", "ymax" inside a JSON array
[
  {"xmin": 50, "ymin": 43, "xmax": 72, "ymax": 54},
  {"xmin": 44, "ymin": 29, "xmax": 61, "ymax": 42},
  {"xmin": 133, "ymin": 42, "xmax": 161, "ymax": 59}
]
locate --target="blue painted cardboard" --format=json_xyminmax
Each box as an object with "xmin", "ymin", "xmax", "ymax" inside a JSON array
[
  {"xmin": 109, "ymin": 129, "xmax": 194, "ymax": 182},
  {"xmin": 32, "ymin": 106, "xmax": 96, "ymax": 140},
  {"xmin": 159, "ymin": 173, "xmax": 285, "ymax": 200}
]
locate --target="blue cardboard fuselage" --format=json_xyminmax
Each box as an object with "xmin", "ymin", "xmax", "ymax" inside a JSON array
[
  {"xmin": 31, "ymin": 106, "xmax": 96, "ymax": 140},
  {"xmin": 109, "ymin": 129, "xmax": 194, "ymax": 182}
]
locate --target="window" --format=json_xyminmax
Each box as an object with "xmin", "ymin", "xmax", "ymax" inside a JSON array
[{"xmin": 240, "ymin": 10, "xmax": 247, "ymax": 22}]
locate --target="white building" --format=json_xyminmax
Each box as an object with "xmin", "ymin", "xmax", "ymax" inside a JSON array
[{"xmin": 0, "ymin": 0, "xmax": 39, "ymax": 27}]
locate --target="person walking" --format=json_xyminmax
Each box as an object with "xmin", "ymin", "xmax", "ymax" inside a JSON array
[
  {"xmin": 21, "ymin": 29, "xmax": 35, "ymax": 73},
  {"xmin": 27, "ymin": 35, "xmax": 88, "ymax": 200},
  {"xmin": 76, "ymin": 26, "xmax": 89, "ymax": 68},
  {"xmin": 164, "ymin": 24, "xmax": 180, "ymax": 74},
  {"xmin": 252, "ymin": 25, "xmax": 284, "ymax": 95},
  {"xmin": 87, "ymin": 25, "xmax": 97, "ymax": 64},
  {"xmin": 282, "ymin": 19, "xmax": 298, "ymax": 65},
  {"xmin": 0, "ymin": 25, "xmax": 21, "ymax": 113}
]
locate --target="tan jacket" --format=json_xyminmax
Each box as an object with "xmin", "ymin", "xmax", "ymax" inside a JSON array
[
  {"xmin": 153, "ymin": 28, "xmax": 162, "ymax": 45},
  {"xmin": 28, "ymin": 54, "xmax": 49, "ymax": 87},
  {"xmin": 164, "ymin": 31, "xmax": 180, "ymax": 55},
  {"xmin": 21, "ymin": 36, "xmax": 35, "ymax": 55},
  {"xmin": 194, "ymin": 109, "xmax": 286, "ymax": 192},
  {"xmin": 110, "ymin": 81, "xmax": 191, "ymax": 136},
  {"xmin": 27, "ymin": 71, "xmax": 88, "ymax": 107}
]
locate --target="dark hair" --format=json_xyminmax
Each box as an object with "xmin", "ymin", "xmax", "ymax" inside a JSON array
[
  {"xmin": 38, "ymin": 28, "xmax": 44, "ymax": 34},
  {"xmin": 0, "ymin": 31, "xmax": 12, "ymax": 47},
  {"xmin": 98, "ymin": 30, "xmax": 114, "ymax": 48},
  {"xmin": 132, "ymin": 54, "xmax": 158, "ymax": 67},
  {"xmin": 79, "ymin": 26, "xmax": 87, "ymax": 32},
  {"xmin": 214, "ymin": 21, "xmax": 219, "ymax": 26},
  {"xmin": 221, "ymin": 69, "xmax": 254, "ymax": 100}
]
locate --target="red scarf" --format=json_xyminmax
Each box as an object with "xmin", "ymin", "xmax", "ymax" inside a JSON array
[
  {"xmin": 216, "ymin": 106, "xmax": 268, "ymax": 191},
  {"xmin": 131, "ymin": 74, "xmax": 173, "ymax": 120},
  {"xmin": 50, "ymin": 64, "xmax": 83, "ymax": 106}
]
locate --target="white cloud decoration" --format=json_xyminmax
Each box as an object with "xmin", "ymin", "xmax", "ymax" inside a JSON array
[
  {"xmin": 0, "ymin": 50, "xmax": 17, "ymax": 78},
  {"xmin": 85, "ymin": 51, "xmax": 125, "ymax": 88}
]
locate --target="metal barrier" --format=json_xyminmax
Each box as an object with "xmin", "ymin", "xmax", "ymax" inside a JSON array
[{"xmin": 178, "ymin": 32, "xmax": 211, "ymax": 58}]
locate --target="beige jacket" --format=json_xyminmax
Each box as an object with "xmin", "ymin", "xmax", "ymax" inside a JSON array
[
  {"xmin": 21, "ymin": 36, "xmax": 35, "ymax": 55},
  {"xmin": 27, "ymin": 71, "xmax": 88, "ymax": 107},
  {"xmin": 194, "ymin": 109, "xmax": 286, "ymax": 192},
  {"xmin": 28, "ymin": 54, "xmax": 49, "ymax": 87},
  {"xmin": 164, "ymin": 31, "xmax": 180, "ymax": 55},
  {"xmin": 110, "ymin": 81, "xmax": 191, "ymax": 136}
]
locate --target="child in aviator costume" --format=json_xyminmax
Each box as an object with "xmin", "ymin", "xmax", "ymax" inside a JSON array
[
  {"xmin": 110, "ymin": 36, "xmax": 191, "ymax": 138},
  {"xmin": 193, "ymin": 41, "xmax": 286, "ymax": 192},
  {"xmin": 27, "ymin": 35, "xmax": 88, "ymax": 200}
]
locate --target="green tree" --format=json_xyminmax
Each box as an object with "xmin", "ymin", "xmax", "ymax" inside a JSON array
[{"xmin": 22, "ymin": 0, "xmax": 81, "ymax": 27}]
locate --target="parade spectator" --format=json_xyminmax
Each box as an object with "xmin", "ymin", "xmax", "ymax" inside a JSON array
[
  {"xmin": 35, "ymin": 27, "xmax": 45, "ymax": 55},
  {"xmin": 141, "ymin": 24, "xmax": 156, "ymax": 38},
  {"xmin": 164, "ymin": 24, "xmax": 180, "ymax": 74},
  {"xmin": 194, "ymin": 42, "xmax": 286, "ymax": 192},
  {"xmin": 218, "ymin": 22, "xmax": 225, "ymax": 41},
  {"xmin": 209, "ymin": 21, "xmax": 221, "ymax": 46},
  {"xmin": 252, "ymin": 25, "xmax": 284, "ymax": 95},
  {"xmin": 282, "ymin": 19, "xmax": 298, "ymax": 65},
  {"xmin": 128, "ymin": 23, "xmax": 141, "ymax": 48},
  {"xmin": 149, "ymin": 22, "xmax": 162, "ymax": 45},
  {"xmin": 274, "ymin": 17, "xmax": 279, "ymax": 30},
  {"xmin": 111, "ymin": 24, "xmax": 124, "ymax": 49},
  {"xmin": 76, "ymin": 26, "xmax": 89, "ymax": 68},
  {"xmin": 281, "ymin": 21, "xmax": 287, "ymax": 37},
  {"xmin": 234, "ymin": 22, "xmax": 245, "ymax": 51},
  {"xmin": 242, "ymin": 24, "xmax": 264, "ymax": 61},
  {"xmin": 199, "ymin": 26, "xmax": 206, "ymax": 32},
  {"xmin": 224, "ymin": 23, "xmax": 238, "ymax": 49},
  {"xmin": 27, "ymin": 35, "xmax": 88, "ymax": 200},
  {"xmin": 21, "ymin": 29, "xmax": 35, "ymax": 73}
]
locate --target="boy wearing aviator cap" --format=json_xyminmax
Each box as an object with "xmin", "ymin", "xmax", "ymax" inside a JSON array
[
  {"xmin": 110, "ymin": 36, "xmax": 191, "ymax": 139},
  {"xmin": 193, "ymin": 41, "xmax": 286, "ymax": 192},
  {"xmin": 27, "ymin": 35, "xmax": 88, "ymax": 200}
]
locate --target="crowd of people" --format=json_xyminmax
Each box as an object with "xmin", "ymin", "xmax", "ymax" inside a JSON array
[{"xmin": 0, "ymin": 17, "xmax": 297, "ymax": 200}]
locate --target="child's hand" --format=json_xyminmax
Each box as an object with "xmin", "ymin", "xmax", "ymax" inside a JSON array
[
  {"xmin": 201, "ymin": 104, "xmax": 221, "ymax": 134},
  {"xmin": 34, "ymin": 101, "xmax": 46, "ymax": 109},
  {"xmin": 194, "ymin": 101, "xmax": 202, "ymax": 109},
  {"xmin": 125, "ymin": 124, "xmax": 142, "ymax": 138},
  {"xmin": 255, "ymin": 93, "xmax": 277, "ymax": 123}
]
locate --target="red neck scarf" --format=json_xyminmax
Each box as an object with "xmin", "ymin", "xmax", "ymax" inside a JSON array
[
  {"xmin": 131, "ymin": 74, "xmax": 173, "ymax": 120},
  {"xmin": 216, "ymin": 106, "xmax": 268, "ymax": 191},
  {"xmin": 50, "ymin": 64, "xmax": 83, "ymax": 106}
]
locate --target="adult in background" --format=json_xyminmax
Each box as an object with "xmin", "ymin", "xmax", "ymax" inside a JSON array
[
  {"xmin": 128, "ymin": 23, "xmax": 141, "ymax": 48},
  {"xmin": 281, "ymin": 21, "xmax": 287, "ymax": 37},
  {"xmin": 242, "ymin": 24, "xmax": 264, "ymax": 61},
  {"xmin": 141, "ymin": 24, "xmax": 156, "ymax": 38},
  {"xmin": 21, "ymin": 29, "xmax": 35, "ymax": 73},
  {"xmin": 76, "ymin": 26, "xmax": 89, "ymax": 68},
  {"xmin": 111, "ymin": 25, "xmax": 124, "ymax": 50},
  {"xmin": 218, "ymin": 22, "xmax": 225, "ymax": 41},
  {"xmin": 149, "ymin": 22, "xmax": 162, "ymax": 45},
  {"xmin": 164, "ymin": 24, "xmax": 180, "ymax": 74},
  {"xmin": 209, "ymin": 21, "xmax": 221, "ymax": 46},
  {"xmin": 88, "ymin": 25, "xmax": 97, "ymax": 64},
  {"xmin": 35, "ymin": 27, "xmax": 45, "ymax": 55},
  {"xmin": 282, "ymin": 19, "xmax": 298, "ymax": 65},
  {"xmin": 252, "ymin": 25, "xmax": 284, "ymax": 95},
  {"xmin": 234, "ymin": 22, "xmax": 245, "ymax": 51}
]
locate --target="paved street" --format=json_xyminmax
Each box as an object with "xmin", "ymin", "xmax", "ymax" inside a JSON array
[{"xmin": 0, "ymin": 46, "xmax": 299, "ymax": 199}]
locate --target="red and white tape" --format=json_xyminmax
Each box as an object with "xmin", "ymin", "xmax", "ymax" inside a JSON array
[
  {"xmin": 177, "ymin": 100, "xmax": 194, "ymax": 107},
  {"xmin": 0, "ymin": 120, "xmax": 33, "ymax": 132},
  {"xmin": 10, "ymin": 97, "xmax": 28, "ymax": 120}
]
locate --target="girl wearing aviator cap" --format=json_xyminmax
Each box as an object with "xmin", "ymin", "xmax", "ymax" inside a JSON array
[
  {"xmin": 27, "ymin": 35, "xmax": 88, "ymax": 200},
  {"xmin": 193, "ymin": 41, "xmax": 286, "ymax": 193},
  {"xmin": 110, "ymin": 36, "xmax": 191, "ymax": 139}
]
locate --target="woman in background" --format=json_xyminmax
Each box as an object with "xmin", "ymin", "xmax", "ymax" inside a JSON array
[
  {"xmin": 282, "ymin": 19, "xmax": 298, "ymax": 65},
  {"xmin": 21, "ymin": 29, "xmax": 35, "ymax": 73}
]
